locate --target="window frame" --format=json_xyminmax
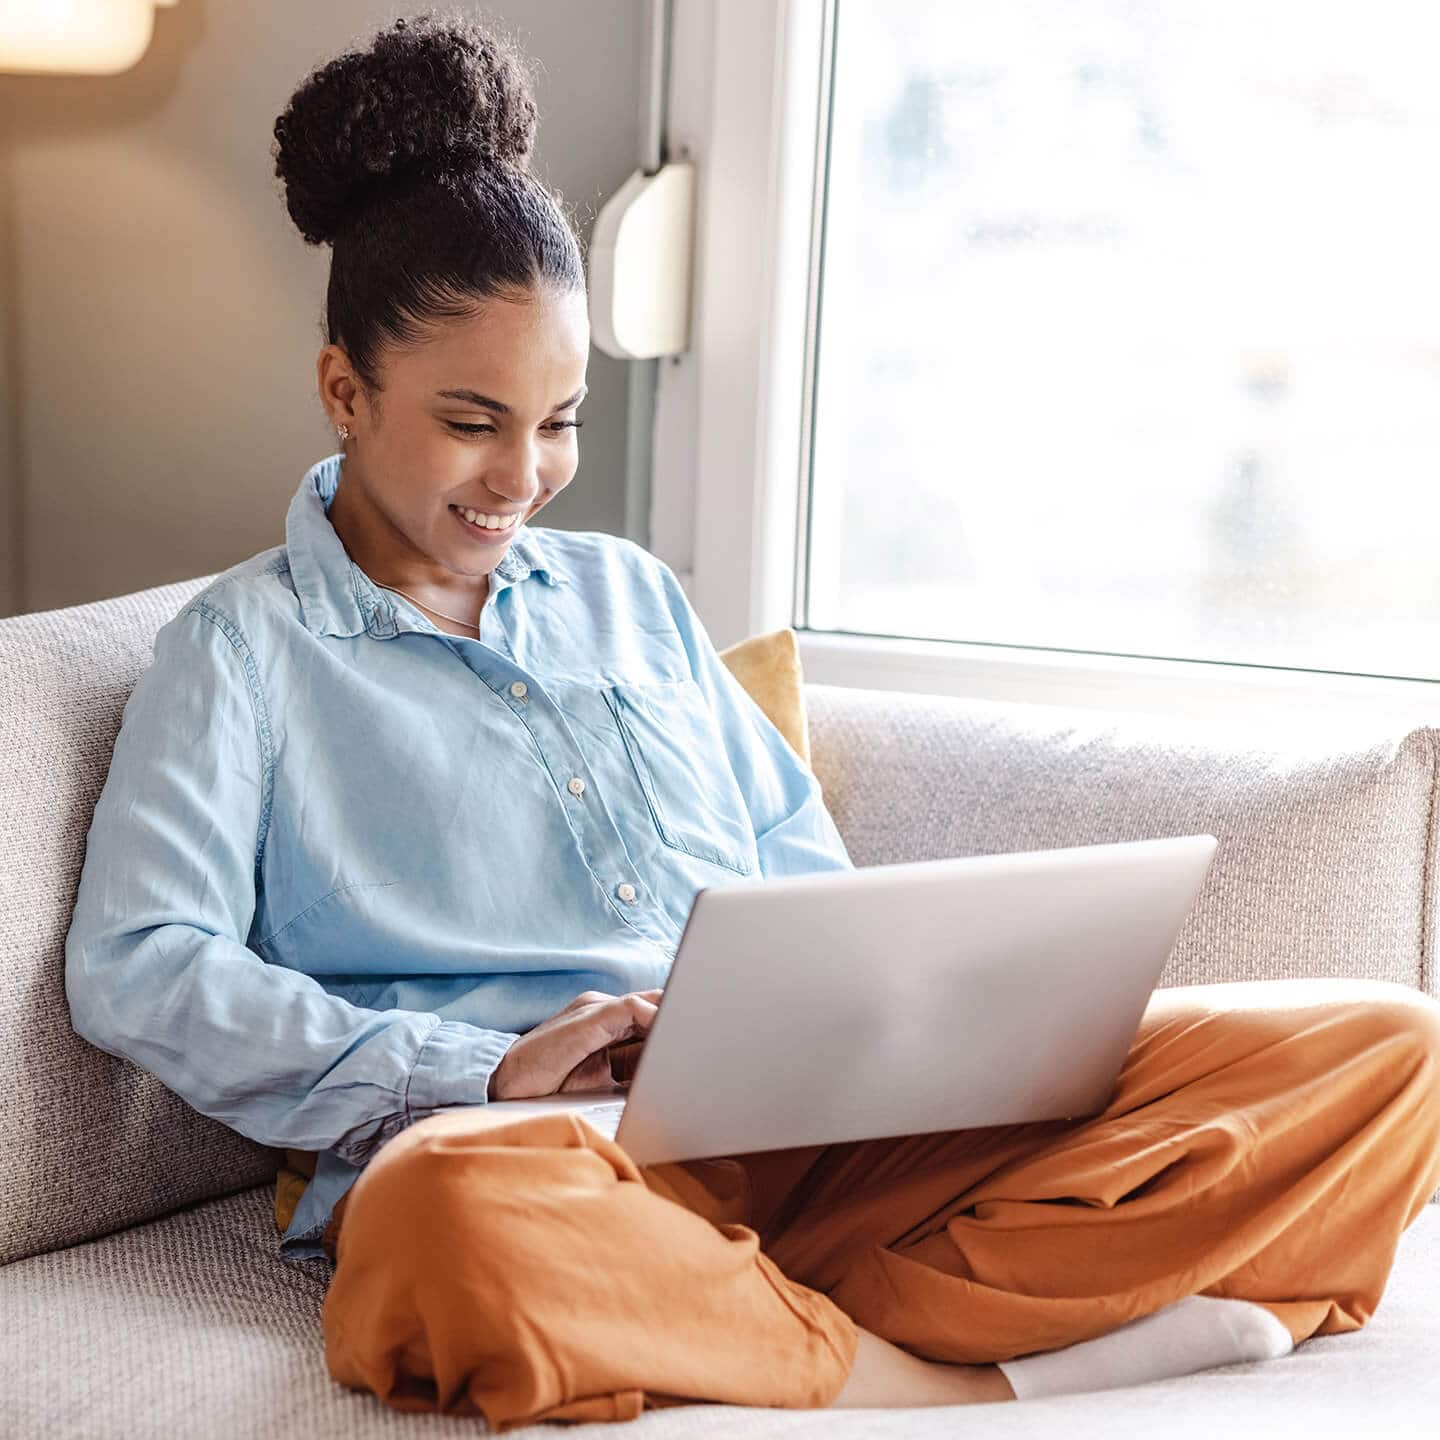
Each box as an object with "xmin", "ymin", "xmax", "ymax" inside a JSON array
[{"xmin": 650, "ymin": 0, "xmax": 1440, "ymax": 728}]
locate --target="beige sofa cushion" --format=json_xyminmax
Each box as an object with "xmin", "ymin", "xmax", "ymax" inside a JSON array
[
  {"xmin": 3, "ymin": 1184, "xmax": 1438, "ymax": 1436},
  {"xmin": 0, "ymin": 575, "xmax": 280, "ymax": 1267},
  {"xmin": 807, "ymin": 685, "xmax": 1437, "ymax": 997}
]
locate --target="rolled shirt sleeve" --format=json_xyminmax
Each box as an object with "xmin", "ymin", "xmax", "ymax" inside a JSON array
[
  {"xmin": 63, "ymin": 604, "xmax": 518, "ymax": 1168},
  {"xmin": 654, "ymin": 559, "xmax": 855, "ymax": 880}
]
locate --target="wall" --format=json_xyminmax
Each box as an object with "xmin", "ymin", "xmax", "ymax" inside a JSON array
[{"xmin": 0, "ymin": 0, "xmax": 646, "ymax": 617}]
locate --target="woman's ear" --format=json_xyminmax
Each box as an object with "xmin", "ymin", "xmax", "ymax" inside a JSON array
[{"xmin": 316, "ymin": 343, "xmax": 362, "ymax": 430}]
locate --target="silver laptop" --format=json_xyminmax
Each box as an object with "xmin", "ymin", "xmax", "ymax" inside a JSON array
[{"xmin": 481, "ymin": 833, "xmax": 1219, "ymax": 1166}]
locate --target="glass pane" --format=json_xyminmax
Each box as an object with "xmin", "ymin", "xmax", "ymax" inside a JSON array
[{"xmin": 808, "ymin": 0, "xmax": 1440, "ymax": 679}]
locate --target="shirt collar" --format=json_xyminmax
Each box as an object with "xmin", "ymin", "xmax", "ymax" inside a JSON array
[{"xmin": 285, "ymin": 454, "xmax": 568, "ymax": 640}]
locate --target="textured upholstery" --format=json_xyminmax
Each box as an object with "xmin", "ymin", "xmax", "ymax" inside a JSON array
[
  {"xmin": 3, "ymin": 1183, "xmax": 1435, "ymax": 1439},
  {"xmin": 808, "ymin": 684, "xmax": 1438, "ymax": 997},
  {"xmin": 4, "ymin": 575, "xmax": 1440, "ymax": 1274},
  {"xmin": 0, "ymin": 573, "xmax": 280, "ymax": 1268}
]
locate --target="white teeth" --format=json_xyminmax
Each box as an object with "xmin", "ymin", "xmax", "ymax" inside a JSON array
[{"xmin": 458, "ymin": 507, "xmax": 518, "ymax": 531}]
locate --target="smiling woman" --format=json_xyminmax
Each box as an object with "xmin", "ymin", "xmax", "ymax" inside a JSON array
[
  {"xmin": 271, "ymin": 8, "xmax": 591, "ymax": 634},
  {"xmin": 60, "ymin": 10, "xmax": 855, "ymax": 1408},
  {"xmin": 315, "ymin": 291, "xmax": 590, "ymax": 629},
  {"xmin": 57, "ymin": 4, "xmax": 1440, "ymax": 1431}
]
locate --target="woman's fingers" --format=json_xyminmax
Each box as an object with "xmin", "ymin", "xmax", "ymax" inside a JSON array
[
  {"xmin": 490, "ymin": 988, "xmax": 667, "ymax": 1100},
  {"xmin": 601, "ymin": 991, "xmax": 660, "ymax": 1042},
  {"xmin": 557, "ymin": 994, "xmax": 658, "ymax": 1089},
  {"xmin": 559, "ymin": 1047, "xmax": 617, "ymax": 1093},
  {"xmin": 606, "ymin": 1035, "xmax": 647, "ymax": 1086}
]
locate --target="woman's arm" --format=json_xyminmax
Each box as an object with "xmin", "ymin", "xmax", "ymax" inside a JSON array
[
  {"xmin": 654, "ymin": 559, "xmax": 855, "ymax": 880},
  {"xmin": 63, "ymin": 604, "xmax": 519, "ymax": 1168}
]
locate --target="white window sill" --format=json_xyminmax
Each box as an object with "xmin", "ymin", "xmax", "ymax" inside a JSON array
[{"xmin": 793, "ymin": 628, "xmax": 1440, "ymax": 731}]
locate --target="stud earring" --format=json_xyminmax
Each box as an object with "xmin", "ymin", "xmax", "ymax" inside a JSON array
[{"xmin": 337, "ymin": 423, "xmax": 351, "ymax": 442}]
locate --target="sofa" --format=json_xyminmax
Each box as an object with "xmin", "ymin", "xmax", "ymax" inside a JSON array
[{"xmin": 3, "ymin": 572, "xmax": 1438, "ymax": 1439}]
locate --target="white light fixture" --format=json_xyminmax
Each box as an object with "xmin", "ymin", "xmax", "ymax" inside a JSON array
[{"xmin": 0, "ymin": 0, "xmax": 178, "ymax": 77}]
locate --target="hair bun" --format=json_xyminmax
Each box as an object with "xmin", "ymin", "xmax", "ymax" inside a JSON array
[{"xmin": 272, "ymin": 10, "xmax": 539, "ymax": 246}]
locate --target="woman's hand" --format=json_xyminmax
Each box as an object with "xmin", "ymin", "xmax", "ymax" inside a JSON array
[{"xmin": 488, "ymin": 988, "xmax": 664, "ymax": 1101}]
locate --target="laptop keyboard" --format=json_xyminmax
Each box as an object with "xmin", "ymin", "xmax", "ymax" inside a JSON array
[{"xmin": 577, "ymin": 1101, "xmax": 626, "ymax": 1138}]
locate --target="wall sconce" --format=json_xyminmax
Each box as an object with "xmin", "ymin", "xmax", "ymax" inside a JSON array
[{"xmin": 0, "ymin": 0, "xmax": 178, "ymax": 77}]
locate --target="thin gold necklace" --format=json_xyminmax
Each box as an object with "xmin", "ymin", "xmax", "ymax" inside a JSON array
[{"xmin": 372, "ymin": 581, "xmax": 481, "ymax": 630}]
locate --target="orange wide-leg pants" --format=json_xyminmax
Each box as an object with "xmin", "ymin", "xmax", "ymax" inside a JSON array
[{"xmin": 320, "ymin": 977, "xmax": 1440, "ymax": 1430}]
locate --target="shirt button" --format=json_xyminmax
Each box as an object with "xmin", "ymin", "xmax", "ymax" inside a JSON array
[
  {"xmin": 616, "ymin": 882, "xmax": 637, "ymax": 903},
  {"xmin": 509, "ymin": 681, "xmax": 528, "ymax": 698},
  {"xmin": 567, "ymin": 776, "xmax": 586, "ymax": 796}
]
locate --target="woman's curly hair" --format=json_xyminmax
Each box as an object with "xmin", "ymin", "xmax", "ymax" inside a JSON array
[{"xmin": 272, "ymin": 8, "xmax": 586, "ymax": 396}]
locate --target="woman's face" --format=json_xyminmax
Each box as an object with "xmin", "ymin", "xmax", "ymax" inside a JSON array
[{"xmin": 318, "ymin": 285, "xmax": 590, "ymax": 581}]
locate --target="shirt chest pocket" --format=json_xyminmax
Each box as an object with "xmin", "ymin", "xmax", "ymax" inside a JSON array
[{"xmin": 603, "ymin": 679, "xmax": 758, "ymax": 877}]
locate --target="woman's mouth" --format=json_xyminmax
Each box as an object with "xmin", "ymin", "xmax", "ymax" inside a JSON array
[{"xmin": 450, "ymin": 505, "xmax": 521, "ymax": 541}]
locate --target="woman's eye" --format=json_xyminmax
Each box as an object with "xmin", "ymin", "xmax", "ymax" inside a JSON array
[{"xmin": 443, "ymin": 419, "xmax": 584, "ymax": 436}]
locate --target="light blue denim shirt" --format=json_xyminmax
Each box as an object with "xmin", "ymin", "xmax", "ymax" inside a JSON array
[{"xmin": 64, "ymin": 454, "xmax": 854, "ymax": 1260}]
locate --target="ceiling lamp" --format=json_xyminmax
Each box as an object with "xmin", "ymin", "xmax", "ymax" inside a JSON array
[{"xmin": 0, "ymin": 0, "xmax": 178, "ymax": 77}]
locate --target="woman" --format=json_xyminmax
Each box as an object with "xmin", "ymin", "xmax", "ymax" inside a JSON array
[{"xmin": 64, "ymin": 10, "xmax": 1440, "ymax": 1430}]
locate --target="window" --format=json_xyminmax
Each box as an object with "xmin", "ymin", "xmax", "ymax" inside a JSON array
[
  {"xmin": 653, "ymin": 0, "xmax": 1440, "ymax": 721},
  {"xmin": 808, "ymin": 0, "xmax": 1440, "ymax": 678}
]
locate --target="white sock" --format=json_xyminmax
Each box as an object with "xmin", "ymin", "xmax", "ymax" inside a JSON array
[{"xmin": 995, "ymin": 1294, "xmax": 1295, "ymax": 1400}]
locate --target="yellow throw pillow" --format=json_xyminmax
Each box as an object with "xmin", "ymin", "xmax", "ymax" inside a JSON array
[
  {"xmin": 273, "ymin": 1147, "xmax": 315, "ymax": 1235},
  {"xmin": 717, "ymin": 625, "xmax": 811, "ymax": 766},
  {"xmin": 271, "ymin": 626, "xmax": 813, "ymax": 1234}
]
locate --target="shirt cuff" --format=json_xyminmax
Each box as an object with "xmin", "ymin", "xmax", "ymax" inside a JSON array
[{"xmin": 406, "ymin": 1018, "xmax": 521, "ymax": 1118}]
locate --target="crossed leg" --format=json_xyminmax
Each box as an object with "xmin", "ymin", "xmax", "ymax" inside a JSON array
[{"xmin": 320, "ymin": 977, "xmax": 1440, "ymax": 1430}]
